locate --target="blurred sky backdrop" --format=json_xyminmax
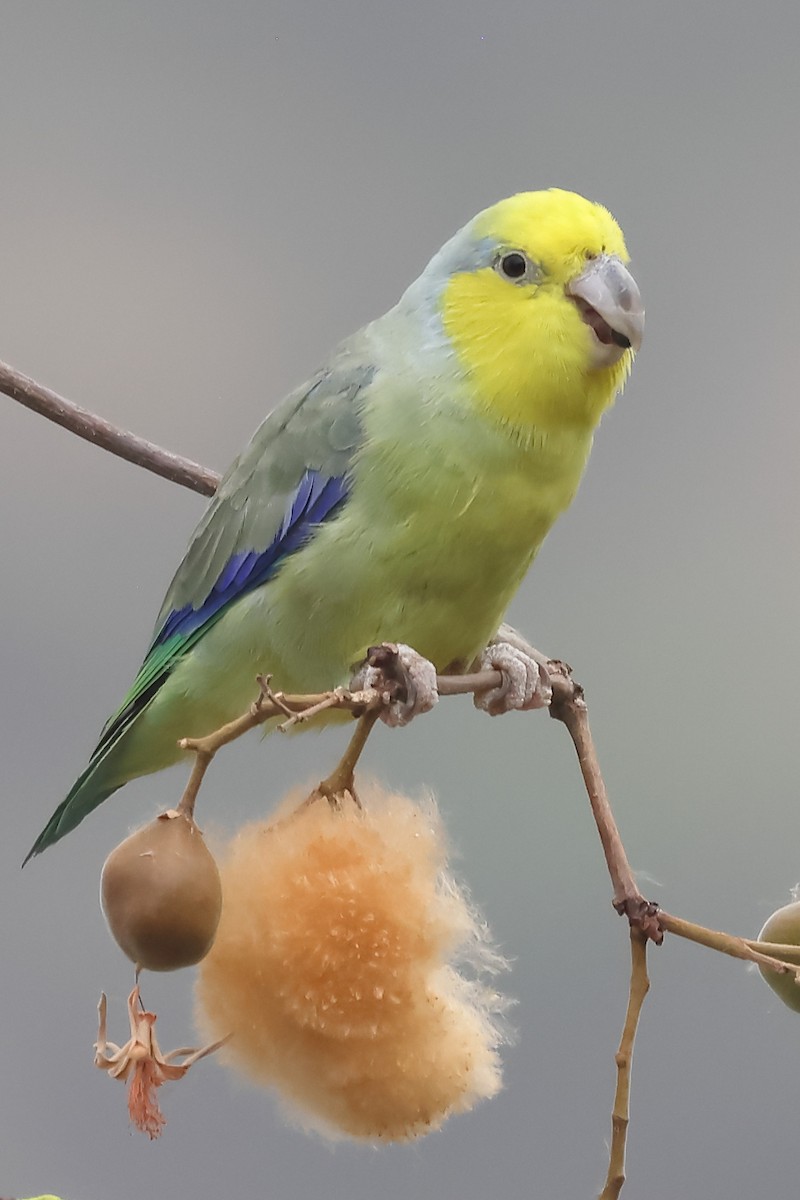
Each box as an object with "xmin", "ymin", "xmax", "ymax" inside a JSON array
[{"xmin": 2, "ymin": 3, "xmax": 800, "ymax": 1198}]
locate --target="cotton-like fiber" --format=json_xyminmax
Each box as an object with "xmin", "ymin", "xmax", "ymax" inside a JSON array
[{"xmin": 195, "ymin": 781, "xmax": 507, "ymax": 1141}]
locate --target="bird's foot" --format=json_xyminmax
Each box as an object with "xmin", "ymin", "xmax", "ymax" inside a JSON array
[
  {"xmin": 473, "ymin": 630, "xmax": 553, "ymax": 716},
  {"xmin": 351, "ymin": 642, "xmax": 439, "ymax": 727}
]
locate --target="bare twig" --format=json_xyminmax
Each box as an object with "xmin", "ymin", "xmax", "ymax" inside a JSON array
[
  {"xmin": 658, "ymin": 911, "xmax": 800, "ymax": 980},
  {"xmin": 549, "ymin": 676, "xmax": 662, "ymax": 942},
  {"xmin": 173, "ymin": 666, "xmax": 512, "ymax": 821},
  {"xmin": 313, "ymin": 709, "xmax": 383, "ymax": 805},
  {"xmin": 599, "ymin": 930, "xmax": 650, "ymax": 1200},
  {"xmin": 545, "ymin": 672, "xmax": 800, "ymax": 980},
  {"xmin": 743, "ymin": 938, "xmax": 800, "ymax": 966},
  {"xmin": 175, "ymin": 684, "xmax": 385, "ymax": 819},
  {"xmin": 438, "ymin": 667, "xmax": 568, "ymax": 704},
  {"xmin": 178, "ymin": 649, "xmax": 800, "ymax": 982},
  {"xmin": 0, "ymin": 358, "xmax": 220, "ymax": 496},
  {"xmin": 278, "ymin": 688, "xmax": 353, "ymax": 729}
]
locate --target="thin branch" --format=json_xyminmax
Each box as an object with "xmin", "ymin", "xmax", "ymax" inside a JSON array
[
  {"xmin": 549, "ymin": 676, "xmax": 662, "ymax": 942},
  {"xmin": 599, "ymin": 930, "xmax": 650, "ymax": 1200},
  {"xmin": 438, "ymin": 666, "xmax": 570, "ymax": 703},
  {"xmin": 0, "ymin": 358, "xmax": 220, "ymax": 496},
  {"xmin": 175, "ymin": 678, "xmax": 383, "ymax": 819},
  {"xmin": 172, "ymin": 657, "xmax": 800, "ymax": 978},
  {"xmin": 546, "ymin": 671, "xmax": 800, "ymax": 980},
  {"xmin": 743, "ymin": 938, "xmax": 800, "ymax": 966},
  {"xmin": 657, "ymin": 911, "xmax": 800, "ymax": 980},
  {"xmin": 314, "ymin": 709, "xmax": 383, "ymax": 802},
  {"xmin": 174, "ymin": 668, "xmax": 508, "ymax": 820}
]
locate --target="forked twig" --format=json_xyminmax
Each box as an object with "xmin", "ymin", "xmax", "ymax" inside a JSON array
[
  {"xmin": 174, "ymin": 663, "xmax": 512, "ymax": 822},
  {"xmin": 175, "ymin": 683, "xmax": 386, "ymax": 820}
]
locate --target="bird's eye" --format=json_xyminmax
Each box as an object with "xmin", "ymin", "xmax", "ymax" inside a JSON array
[{"xmin": 495, "ymin": 251, "xmax": 534, "ymax": 283}]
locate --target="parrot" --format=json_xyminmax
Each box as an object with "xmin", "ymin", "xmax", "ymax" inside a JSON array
[{"xmin": 26, "ymin": 187, "xmax": 644, "ymax": 861}]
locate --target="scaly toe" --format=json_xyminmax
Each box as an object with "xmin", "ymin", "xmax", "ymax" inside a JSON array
[{"xmin": 474, "ymin": 641, "xmax": 551, "ymax": 716}]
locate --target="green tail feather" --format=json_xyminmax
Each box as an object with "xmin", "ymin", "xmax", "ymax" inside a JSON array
[
  {"xmin": 24, "ymin": 635, "xmax": 192, "ymax": 863},
  {"xmin": 23, "ymin": 754, "xmax": 124, "ymax": 865},
  {"xmin": 23, "ymin": 676, "xmax": 169, "ymax": 864}
]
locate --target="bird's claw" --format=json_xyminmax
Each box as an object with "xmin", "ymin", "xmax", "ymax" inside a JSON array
[
  {"xmin": 351, "ymin": 642, "xmax": 439, "ymax": 727},
  {"xmin": 473, "ymin": 638, "xmax": 552, "ymax": 716}
]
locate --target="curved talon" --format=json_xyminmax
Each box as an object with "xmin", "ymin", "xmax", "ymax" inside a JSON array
[
  {"xmin": 351, "ymin": 642, "xmax": 438, "ymax": 727},
  {"xmin": 474, "ymin": 641, "xmax": 552, "ymax": 716}
]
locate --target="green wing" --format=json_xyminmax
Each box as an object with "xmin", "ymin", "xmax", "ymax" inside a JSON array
[{"xmin": 25, "ymin": 357, "xmax": 373, "ymax": 860}]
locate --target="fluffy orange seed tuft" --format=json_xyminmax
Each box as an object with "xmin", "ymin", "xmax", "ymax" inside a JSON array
[{"xmin": 195, "ymin": 781, "xmax": 507, "ymax": 1140}]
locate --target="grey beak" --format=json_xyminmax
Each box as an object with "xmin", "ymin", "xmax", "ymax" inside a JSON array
[{"xmin": 566, "ymin": 255, "xmax": 644, "ymax": 353}]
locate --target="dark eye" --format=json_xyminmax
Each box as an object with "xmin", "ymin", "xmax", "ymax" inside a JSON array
[{"xmin": 495, "ymin": 251, "xmax": 535, "ymax": 283}]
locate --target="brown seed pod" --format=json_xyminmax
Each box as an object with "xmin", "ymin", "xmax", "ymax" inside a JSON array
[
  {"xmin": 758, "ymin": 901, "xmax": 800, "ymax": 1013},
  {"xmin": 101, "ymin": 810, "xmax": 222, "ymax": 972}
]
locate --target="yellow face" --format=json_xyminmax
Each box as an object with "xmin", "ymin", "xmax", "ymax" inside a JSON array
[{"xmin": 440, "ymin": 190, "xmax": 642, "ymax": 433}]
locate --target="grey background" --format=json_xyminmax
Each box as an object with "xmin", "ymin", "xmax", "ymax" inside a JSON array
[{"xmin": 2, "ymin": 3, "xmax": 799, "ymax": 1197}]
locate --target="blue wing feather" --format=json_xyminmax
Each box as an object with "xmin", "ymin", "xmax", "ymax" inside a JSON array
[
  {"xmin": 154, "ymin": 469, "xmax": 349, "ymax": 646},
  {"xmin": 86, "ymin": 467, "xmax": 349, "ymax": 758},
  {"xmin": 214, "ymin": 550, "xmax": 253, "ymax": 593}
]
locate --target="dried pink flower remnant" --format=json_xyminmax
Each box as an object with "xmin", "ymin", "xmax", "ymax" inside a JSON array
[{"xmin": 94, "ymin": 986, "xmax": 227, "ymax": 1138}]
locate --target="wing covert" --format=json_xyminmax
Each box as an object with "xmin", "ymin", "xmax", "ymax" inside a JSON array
[
  {"xmin": 96, "ymin": 358, "xmax": 374, "ymax": 748},
  {"xmin": 156, "ymin": 360, "xmax": 371, "ymax": 630}
]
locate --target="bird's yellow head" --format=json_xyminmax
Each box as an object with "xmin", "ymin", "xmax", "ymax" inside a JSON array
[{"xmin": 411, "ymin": 189, "xmax": 644, "ymax": 434}]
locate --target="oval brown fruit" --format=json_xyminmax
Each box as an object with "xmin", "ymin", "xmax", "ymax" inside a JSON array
[
  {"xmin": 101, "ymin": 810, "xmax": 222, "ymax": 971},
  {"xmin": 758, "ymin": 901, "xmax": 800, "ymax": 1013}
]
